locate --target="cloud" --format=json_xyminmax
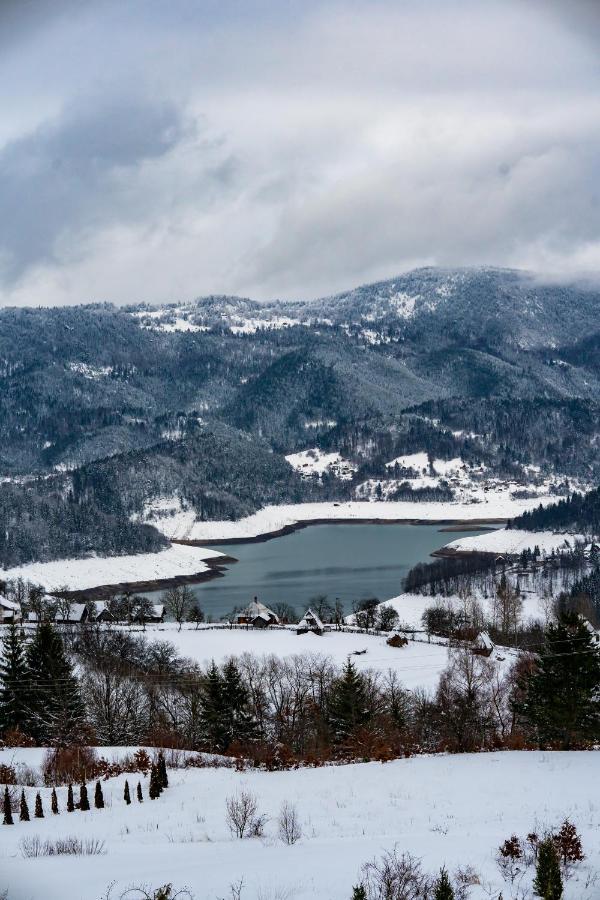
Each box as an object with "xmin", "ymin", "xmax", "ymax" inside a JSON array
[{"xmin": 0, "ymin": 0, "xmax": 599, "ymax": 306}]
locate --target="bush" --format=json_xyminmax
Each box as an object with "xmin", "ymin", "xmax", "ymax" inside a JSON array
[
  {"xmin": 20, "ymin": 835, "xmax": 106, "ymax": 858},
  {"xmin": 42, "ymin": 746, "xmax": 98, "ymax": 786},
  {"xmin": 0, "ymin": 764, "xmax": 16, "ymax": 785},
  {"xmin": 358, "ymin": 847, "xmax": 431, "ymax": 899},
  {"xmin": 277, "ymin": 801, "xmax": 302, "ymax": 845},
  {"xmin": 225, "ymin": 789, "xmax": 266, "ymax": 839}
]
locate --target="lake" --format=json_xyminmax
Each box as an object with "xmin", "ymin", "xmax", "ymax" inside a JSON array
[{"xmin": 149, "ymin": 522, "xmax": 490, "ymax": 620}]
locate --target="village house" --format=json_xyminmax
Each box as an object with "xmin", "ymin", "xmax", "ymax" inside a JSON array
[
  {"xmin": 296, "ymin": 607, "xmax": 326, "ymax": 635},
  {"xmin": 0, "ymin": 596, "xmax": 21, "ymax": 625},
  {"xmin": 472, "ymin": 630, "xmax": 494, "ymax": 657},
  {"xmin": 234, "ymin": 598, "xmax": 280, "ymax": 628}
]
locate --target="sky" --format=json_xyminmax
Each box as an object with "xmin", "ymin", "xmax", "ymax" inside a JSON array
[{"xmin": 1, "ymin": 0, "xmax": 599, "ymax": 307}]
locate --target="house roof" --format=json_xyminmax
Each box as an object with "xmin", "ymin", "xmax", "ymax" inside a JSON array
[
  {"xmin": 237, "ymin": 599, "xmax": 279, "ymax": 623},
  {"xmin": 0, "ymin": 596, "xmax": 21, "ymax": 613},
  {"xmin": 297, "ymin": 607, "xmax": 324, "ymax": 631},
  {"xmin": 474, "ymin": 631, "xmax": 494, "ymax": 651}
]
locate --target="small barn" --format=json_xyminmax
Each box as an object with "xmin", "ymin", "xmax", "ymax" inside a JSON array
[
  {"xmin": 132, "ymin": 602, "xmax": 165, "ymax": 624},
  {"xmin": 296, "ymin": 608, "xmax": 325, "ymax": 635},
  {"xmin": 472, "ymin": 631, "xmax": 494, "ymax": 657},
  {"xmin": 235, "ymin": 598, "xmax": 279, "ymax": 628}
]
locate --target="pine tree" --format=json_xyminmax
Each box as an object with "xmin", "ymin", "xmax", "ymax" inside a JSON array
[
  {"xmin": 200, "ymin": 661, "xmax": 228, "ymax": 751},
  {"xmin": 19, "ymin": 790, "xmax": 30, "ymax": 822},
  {"xmin": 34, "ymin": 792, "xmax": 44, "ymax": 818},
  {"xmin": 433, "ymin": 868, "xmax": 454, "ymax": 900},
  {"xmin": 25, "ymin": 623, "xmax": 87, "ymax": 745},
  {"xmin": 124, "ymin": 780, "xmax": 131, "ymax": 805},
  {"xmin": 533, "ymin": 837, "xmax": 563, "ymax": 899},
  {"xmin": 51, "ymin": 788, "xmax": 59, "ymax": 814},
  {"xmin": 80, "ymin": 782, "xmax": 90, "ymax": 811},
  {"xmin": 94, "ymin": 781, "xmax": 104, "ymax": 809},
  {"xmin": 221, "ymin": 658, "xmax": 258, "ymax": 749},
  {"xmin": 0, "ymin": 621, "xmax": 29, "ymax": 736},
  {"xmin": 158, "ymin": 752, "xmax": 168, "ymax": 789},
  {"xmin": 351, "ymin": 885, "xmax": 367, "ymax": 900},
  {"xmin": 67, "ymin": 783, "xmax": 74, "ymax": 812},
  {"xmin": 515, "ymin": 612, "xmax": 600, "ymax": 748},
  {"xmin": 328, "ymin": 660, "xmax": 371, "ymax": 742},
  {"xmin": 3, "ymin": 785, "xmax": 13, "ymax": 825},
  {"xmin": 136, "ymin": 781, "xmax": 143, "ymax": 803}
]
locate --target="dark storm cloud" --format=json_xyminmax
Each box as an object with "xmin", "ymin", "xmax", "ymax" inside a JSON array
[{"xmin": 0, "ymin": 96, "xmax": 193, "ymax": 282}]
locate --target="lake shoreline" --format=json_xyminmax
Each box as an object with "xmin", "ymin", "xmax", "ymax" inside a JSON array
[
  {"xmin": 60, "ymin": 554, "xmax": 239, "ymax": 601},
  {"xmin": 172, "ymin": 515, "xmax": 507, "ymax": 547}
]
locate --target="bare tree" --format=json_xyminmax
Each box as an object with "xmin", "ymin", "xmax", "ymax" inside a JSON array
[
  {"xmin": 162, "ymin": 585, "xmax": 194, "ymax": 631},
  {"xmin": 277, "ymin": 801, "xmax": 302, "ymax": 845},
  {"xmin": 225, "ymin": 789, "xmax": 266, "ymax": 839}
]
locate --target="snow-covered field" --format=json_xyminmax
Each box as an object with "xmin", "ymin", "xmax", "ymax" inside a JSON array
[
  {"xmin": 144, "ymin": 497, "xmax": 552, "ymax": 542},
  {"xmin": 1, "ymin": 545, "xmax": 225, "ymax": 593},
  {"xmin": 141, "ymin": 624, "xmax": 455, "ymax": 690},
  {"xmin": 443, "ymin": 528, "xmax": 586, "ymax": 557},
  {"xmin": 2, "ymin": 751, "xmax": 598, "ymax": 900},
  {"xmin": 285, "ymin": 448, "xmax": 357, "ymax": 480}
]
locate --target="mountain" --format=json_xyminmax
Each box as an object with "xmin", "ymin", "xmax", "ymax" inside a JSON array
[{"xmin": 1, "ymin": 266, "xmax": 599, "ymax": 567}]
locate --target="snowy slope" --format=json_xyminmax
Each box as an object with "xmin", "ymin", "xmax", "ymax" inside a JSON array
[
  {"xmin": 2, "ymin": 751, "xmax": 598, "ymax": 900},
  {"xmin": 443, "ymin": 528, "xmax": 585, "ymax": 556}
]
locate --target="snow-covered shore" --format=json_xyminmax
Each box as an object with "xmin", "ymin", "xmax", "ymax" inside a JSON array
[
  {"xmin": 442, "ymin": 528, "xmax": 585, "ymax": 557},
  {"xmin": 147, "ymin": 496, "xmax": 552, "ymax": 543},
  {"xmin": 1, "ymin": 544, "xmax": 226, "ymax": 593}
]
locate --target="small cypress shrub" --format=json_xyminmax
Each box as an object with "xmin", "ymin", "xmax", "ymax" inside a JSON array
[
  {"xmin": 66, "ymin": 783, "xmax": 74, "ymax": 812},
  {"xmin": 124, "ymin": 780, "xmax": 131, "ymax": 805},
  {"xmin": 34, "ymin": 792, "xmax": 44, "ymax": 819},
  {"xmin": 80, "ymin": 782, "xmax": 90, "ymax": 812},
  {"xmin": 533, "ymin": 836, "xmax": 563, "ymax": 899},
  {"xmin": 433, "ymin": 867, "xmax": 455, "ymax": 899},
  {"xmin": 3, "ymin": 785, "xmax": 13, "ymax": 825},
  {"xmin": 149, "ymin": 764, "xmax": 162, "ymax": 800},
  {"xmin": 351, "ymin": 886, "xmax": 367, "ymax": 900},
  {"xmin": 94, "ymin": 781, "xmax": 104, "ymax": 809},
  {"xmin": 158, "ymin": 752, "xmax": 168, "ymax": 789},
  {"xmin": 51, "ymin": 787, "xmax": 59, "ymax": 814},
  {"xmin": 19, "ymin": 790, "xmax": 30, "ymax": 822},
  {"xmin": 137, "ymin": 781, "xmax": 143, "ymax": 803}
]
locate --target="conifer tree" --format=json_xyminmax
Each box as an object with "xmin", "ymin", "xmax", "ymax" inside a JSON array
[
  {"xmin": 433, "ymin": 867, "xmax": 455, "ymax": 899},
  {"xmin": 149, "ymin": 763, "xmax": 162, "ymax": 799},
  {"xmin": 200, "ymin": 661, "xmax": 227, "ymax": 751},
  {"xmin": 34, "ymin": 792, "xmax": 44, "ymax": 818},
  {"xmin": 25, "ymin": 623, "xmax": 87, "ymax": 745},
  {"xmin": 94, "ymin": 781, "xmax": 104, "ymax": 809},
  {"xmin": 67, "ymin": 783, "xmax": 74, "ymax": 812},
  {"xmin": 80, "ymin": 782, "xmax": 90, "ymax": 811},
  {"xmin": 0, "ymin": 621, "xmax": 29, "ymax": 736},
  {"xmin": 124, "ymin": 780, "xmax": 131, "ymax": 805},
  {"xmin": 19, "ymin": 790, "xmax": 30, "ymax": 822},
  {"xmin": 221, "ymin": 658, "xmax": 258, "ymax": 749},
  {"xmin": 137, "ymin": 781, "xmax": 143, "ymax": 803},
  {"xmin": 51, "ymin": 788, "xmax": 59, "ymax": 814},
  {"xmin": 158, "ymin": 752, "xmax": 168, "ymax": 789},
  {"xmin": 351, "ymin": 885, "xmax": 367, "ymax": 900},
  {"xmin": 3, "ymin": 785, "xmax": 13, "ymax": 825},
  {"xmin": 328, "ymin": 659, "xmax": 371, "ymax": 741},
  {"xmin": 515, "ymin": 612, "xmax": 600, "ymax": 748},
  {"xmin": 533, "ymin": 837, "xmax": 563, "ymax": 899}
]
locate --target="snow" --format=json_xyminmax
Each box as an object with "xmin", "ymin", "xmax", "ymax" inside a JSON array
[
  {"xmin": 1, "ymin": 545, "xmax": 225, "ymax": 593},
  {"xmin": 385, "ymin": 451, "xmax": 430, "ymax": 471},
  {"xmin": 2, "ymin": 751, "xmax": 598, "ymax": 900},
  {"xmin": 141, "ymin": 624, "xmax": 453, "ymax": 690},
  {"xmin": 149, "ymin": 497, "xmax": 554, "ymax": 542},
  {"xmin": 285, "ymin": 449, "xmax": 357, "ymax": 480},
  {"xmin": 444, "ymin": 528, "xmax": 586, "ymax": 557},
  {"xmin": 379, "ymin": 589, "xmax": 548, "ymax": 628}
]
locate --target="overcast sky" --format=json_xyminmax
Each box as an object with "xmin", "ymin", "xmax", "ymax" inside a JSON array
[{"xmin": 1, "ymin": 0, "xmax": 599, "ymax": 306}]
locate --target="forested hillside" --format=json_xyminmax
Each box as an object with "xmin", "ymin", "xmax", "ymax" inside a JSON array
[
  {"xmin": 1, "ymin": 266, "xmax": 599, "ymax": 567},
  {"xmin": 512, "ymin": 486, "xmax": 600, "ymax": 535}
]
